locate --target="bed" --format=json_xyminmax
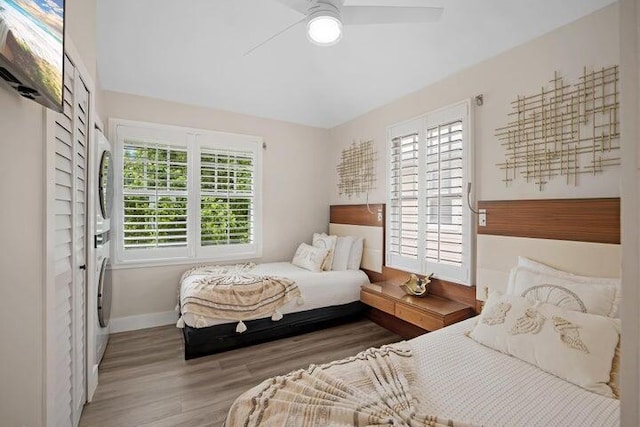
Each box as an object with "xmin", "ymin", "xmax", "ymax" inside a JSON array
[
  {"xmin": 226, "ymin": 317, "xmax": 619, "ymax": 426},
  {"xmin": 225, "ymin": 198, "xmax": 621, "ymax": 426},
  {"xmin": 180, "ymin": 262, "xmax": 370, "ymax": 359},
  {"xmin": 179, "ymin": 203, "xmax": 386, "ymax": 359}
]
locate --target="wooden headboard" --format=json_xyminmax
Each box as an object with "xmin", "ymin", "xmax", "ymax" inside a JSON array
[
  {"xmin": 476, "ymin": 197, "xmax": 621, "ymax": 302},
  {"xmin": 329, "ymin": 204, "xmax": 385, "ymax": 281}
]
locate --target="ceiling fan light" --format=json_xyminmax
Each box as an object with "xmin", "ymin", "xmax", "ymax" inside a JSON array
[{"xmin": 307, "ymin": 15, "xmax": 342, "ymax": 46}]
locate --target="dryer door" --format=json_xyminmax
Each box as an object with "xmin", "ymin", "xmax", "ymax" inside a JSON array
[
  {"xmin": 97, "ymin": 257, "xmax": 112, "ymax": 327},
  {"xmin": 98, "ymin": 150, "xmax": 114, "ymax": 220}
]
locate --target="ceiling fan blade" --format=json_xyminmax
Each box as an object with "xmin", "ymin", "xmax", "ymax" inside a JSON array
[
  {"xmin": 271, "ymin": 0, "xmax": 309, "ymax": 15},
  {"xmin": 342, "ymin": 6, "xmax": 443, "ymax": 25},
  {"xmin": 243, "ymin": 18, "xmax": 306, "ymax": 56}
]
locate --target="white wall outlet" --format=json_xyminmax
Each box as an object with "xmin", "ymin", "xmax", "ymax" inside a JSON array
[
  {"xmin": 377, "ymin": 210, "xmax": 383, "ymax": 222},
  {"xmin": 478, "ymin": 209, "xmax": 487, "ymax": 227}
]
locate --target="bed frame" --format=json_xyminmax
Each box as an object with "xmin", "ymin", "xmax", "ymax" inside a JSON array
[
  {"xmin": 476, "ymin": 197, "xmax": 621, "ymax": 310},
  {"xmin": 181, "ymin": 204, "xmax": 385, "ymax": 359}
]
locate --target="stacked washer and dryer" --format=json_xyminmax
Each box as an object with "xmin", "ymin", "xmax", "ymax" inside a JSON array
[
  {"xmin": 88, "ymin": 128, "xmax": 113, "ymax": 380},
  {"xmin": 95, "ymin": 129, "xmax": 113, "ymax": 361}
]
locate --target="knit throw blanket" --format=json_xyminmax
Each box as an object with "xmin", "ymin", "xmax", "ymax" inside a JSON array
[
  {"xmin": 225, "ymin": 342, "xmax": 478, "ymax": 427},
  {"xmin": 177, "ymin": 263, "xmax": 302, "ymax": 332}
]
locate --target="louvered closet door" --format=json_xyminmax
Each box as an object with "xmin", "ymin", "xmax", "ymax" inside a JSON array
[
  {"xmin": 53, "ymin": 55, "xmax": 88, "ymax": 427},
  {"xmin": 72, "ymin": 69, "xmax": 89, "ymax": 423}
]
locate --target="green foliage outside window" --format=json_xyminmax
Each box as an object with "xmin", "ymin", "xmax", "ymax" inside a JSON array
[{"xmin": 122, "ymin": 144, "xmax": 254, "ymax": 249}]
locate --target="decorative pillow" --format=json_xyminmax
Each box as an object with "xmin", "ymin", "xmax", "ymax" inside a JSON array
[
  {"xmin": 292, "ymin": 243, "xmax": 330, "ymax": 273},
  {"xmin": 609, "ymin": 342, "xmax": 620, "ymax": 399},
  {"xmin": 506, "ymin": 266, "xmax": 618, "ymax": 318},
  {"xmin": 470, "ymin": 291, "xmax": 620, "ymax": 398},
  {"xmin": 347, "ymin": 237, "xmax": 364, "ymax": 270},
  {"xmin": 514, "ymin": 257, "xmax": 621, "ymax": 317},
  {"xmin": 312, "ymin": 233, "xmax": 338, "ymax": 271},
  {"xmin": 331, "ymin": 236, "xmax": 355, "ymax": 271}
]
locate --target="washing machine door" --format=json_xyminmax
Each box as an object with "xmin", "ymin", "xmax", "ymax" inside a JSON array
[
  {"xmin": 99, "ymin": 150, "xmax": 114, "ymax": 220},
  {"xmin": 97, "ymin": 257, "xmax": 112, "ymax": 328}
]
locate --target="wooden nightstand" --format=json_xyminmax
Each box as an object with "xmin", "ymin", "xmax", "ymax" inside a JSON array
[{"xmin": 361, "ymin": 281, "xmax": 475, "ymax": 338}]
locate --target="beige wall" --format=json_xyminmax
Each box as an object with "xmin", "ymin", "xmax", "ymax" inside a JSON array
[
  {"xmin": 328, "ymin": 4, "xmax": 621, "ymax": 206},
  {"xmin": 102, "ymin": 91, "xmax": 332, "ymax": 319},
  {"xmin": 66, "ymin": 0, "xmax": 97, "ymax": 81},
  {"xmin": 0, "ymin": 89, "xmax": 46, "ymax": 427}
]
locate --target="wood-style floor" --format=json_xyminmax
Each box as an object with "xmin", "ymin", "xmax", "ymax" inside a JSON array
[{"xmin": 79, "ymin": 319, "xmax": 401, "ymax": 427}]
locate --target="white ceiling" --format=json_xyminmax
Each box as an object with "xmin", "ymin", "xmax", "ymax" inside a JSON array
[{"xmin": 96, "ymin": 0, "xmax": 615, "ymax": 128}]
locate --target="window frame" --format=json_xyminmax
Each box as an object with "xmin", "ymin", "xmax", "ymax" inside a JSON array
[
  {"xmin": 385, "ymin": 100, "xmax": 474, "ymax": 285},
  {"xmin": 111, "ymin": 119, "xmax": 263, "ymax": 268}
]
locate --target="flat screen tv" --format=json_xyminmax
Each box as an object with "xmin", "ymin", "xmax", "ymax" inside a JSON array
[{"xmin": 0, "ymin": 0, "xmax": 64, "ymax": 111}]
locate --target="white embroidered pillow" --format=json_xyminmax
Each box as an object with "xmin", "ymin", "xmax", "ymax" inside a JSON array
[
  {"xmin": 292, "ymin": 243, "xmax": 329, "ymax": 273},
  {"xmin": 470, "ymin": 291, "xmax": 620, "ymax": 398},
  {"xmin": 514, "ymin": 257, "xmax": 621, "ymax": 317},
  {"xmin": 312, "ymin": 233, "xmax": 338, "ymax": 271},
  {"xmin": 507, "ymin": 266, "xmax": 618, "ymax": 317}
]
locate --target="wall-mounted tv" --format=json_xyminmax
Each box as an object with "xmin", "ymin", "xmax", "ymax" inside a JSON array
[{"xmin": 0, "ymin": 0, "xmax": 64, "ymax": 111}]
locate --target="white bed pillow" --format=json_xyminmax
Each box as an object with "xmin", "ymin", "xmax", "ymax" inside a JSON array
[
  {"xmin": 331, "ymin": 236, "xmax": 355, "ymax": 271},
  {"xmin": 514, "ymin": 257, "xmax": 621, "ymax": 317},
  {"xmin": 470, "ymin": 291, "xmax": 620, "ymax": 398},
  {"xmin": 507, "ymin": 265, "xmax": 618, "ymax": 318},
  {"xmin": 347, "ymin": 237, "xmax": 364, "ymax": 270},
  {"xmin": 292, "ymin": 243, "xmax": 329, "ymax": 273},
  {"xmin": 312, "ymin": 233, "xmax": 338, "ymax": 271}
]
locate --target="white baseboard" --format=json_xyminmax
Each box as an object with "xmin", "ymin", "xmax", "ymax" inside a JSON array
[{"xmin": 110, "ymin": 310, "xmax": 178, "ymax": 333}]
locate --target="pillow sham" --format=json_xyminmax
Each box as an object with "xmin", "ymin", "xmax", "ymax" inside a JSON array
[
  {"xmin": 292, "ymin": 243, "xmax": 330, "ymax": 273},
  {"xmin": 312, "ymin": 233, "xmax": 338, "ymax": 271},
  {"xmin": 507, "ymin": 266, "xmax": 618, "ymax": 317},
  {"xmin": 469, "ymin": 291, "xmax": 620, "ymax": 398},
  {"xmin": 331, "ymin": 236, "xmax": 355, "ymax": 271},
  {"xmin": 347, "ymin": 237, "xmax": 364, "ymax": 270},
  {"xmin": 514, "ymin": 257, "xmax": 621, "ymax": 317}
]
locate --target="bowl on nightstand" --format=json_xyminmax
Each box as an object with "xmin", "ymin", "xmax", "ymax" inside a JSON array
[{"xmin": 399, "ymin": 273, "xmax": 433, "ymax": 297}]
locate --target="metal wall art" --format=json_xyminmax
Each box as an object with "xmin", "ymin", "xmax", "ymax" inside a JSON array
[
  {"xmin": 336, "ymin": 139, "xmax": 376, "ymax": 197},
  {"xmin": 496, "ymin": 65, "xmax": 620, "ymax": 190}
]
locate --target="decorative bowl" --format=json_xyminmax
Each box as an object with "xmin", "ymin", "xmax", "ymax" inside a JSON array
[{"xmin": 400, "ymin": 273, "xmax": 433, "ymax": 297}]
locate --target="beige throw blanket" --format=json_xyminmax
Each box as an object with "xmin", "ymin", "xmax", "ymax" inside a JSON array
[
  {"xmin": 177, "ymin": 263, "xmax": 302, "ymax": 332},
  {"xmin": 226, "ymin": 342, "xmax": 477, "ymax": 427}
]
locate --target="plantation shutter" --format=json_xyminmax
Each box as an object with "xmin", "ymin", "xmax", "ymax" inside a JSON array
[
  {"xmin": 200, "ymin": 148, "xmax": 255, "ymax": 246},
  {"xmin": 387, "ymin": 101, "xmax": 471, "ymax": 284},
  {"xmin": 121, "ymin": 142, "xmax": 188, "ymax": 252},
  {"xmin": 425, "ymin": 121, "xmax": 464, "ymax": 267},
  {"xmin": 388, "ymin": 130, "xmax": 421, "ymax": 272}
]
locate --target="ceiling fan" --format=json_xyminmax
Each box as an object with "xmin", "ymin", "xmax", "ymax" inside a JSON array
[{"xmin": 244, "ymin": 0, "xmax": 444, "ymax": 55}]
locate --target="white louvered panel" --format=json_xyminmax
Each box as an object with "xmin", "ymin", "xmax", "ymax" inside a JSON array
[
  {"xmin": 55, "ymin": 142, "xmax": 73, "ymax": 166},
  {"xmin": 425, "ymin": 121, "xmax": 464, "ymax": 267},
  {"xmin": 72, "ymin": 73, "xmax": 89, "ymax": 420},
  {"xmin": 52, "ymin": 55, "xmax": 77, "ymax": 427},
  {"xmin": 200, "ymin": 148, "xmax": 256, "ymax": 246},
  {"xmin": 388, "ymin": 133, "xmax": 420, "ymax": 265},
  {"xmin": 122, "ymin": 142, "xmax": 189, "ymax": 250}
]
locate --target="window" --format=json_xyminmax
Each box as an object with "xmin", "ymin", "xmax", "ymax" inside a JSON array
[
  {"xmin": 113, "ymin": 120, "xmax": 262, "ymax": 265},
  {"xmin": 387, "ymin": 101, "xmax": 472, "ymax": 284}
]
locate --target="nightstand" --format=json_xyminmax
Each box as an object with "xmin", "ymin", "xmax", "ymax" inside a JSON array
[{"xmin": 361, "ymin": 281, "xmax": 475, "ymax": 337}]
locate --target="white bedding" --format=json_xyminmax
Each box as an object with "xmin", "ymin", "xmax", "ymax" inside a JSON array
[
  {"xmin": 180, "ymin": 262, "xmax": 369, "ymax": 328},
  {"xmin": 411, "ymin": 318, "xmax": 619, "ymax": 427}
]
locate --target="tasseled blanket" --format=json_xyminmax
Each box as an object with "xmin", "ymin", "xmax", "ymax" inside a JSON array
[
  {"xmin": 177, "ymin": 263, "xmax": 303, "ymax": 333},
  {"xmin": 225, "ymin": 342, "xmax": 478, "ymax": 427}
]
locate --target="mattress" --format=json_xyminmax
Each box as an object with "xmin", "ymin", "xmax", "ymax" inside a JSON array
[
  {"xmin": 410, "ymin": 318, "xmax": 619, "ymax": 427},
  {"xmin": 180, "ymin": 262, "xmax": 369, "ymax": 328}
]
